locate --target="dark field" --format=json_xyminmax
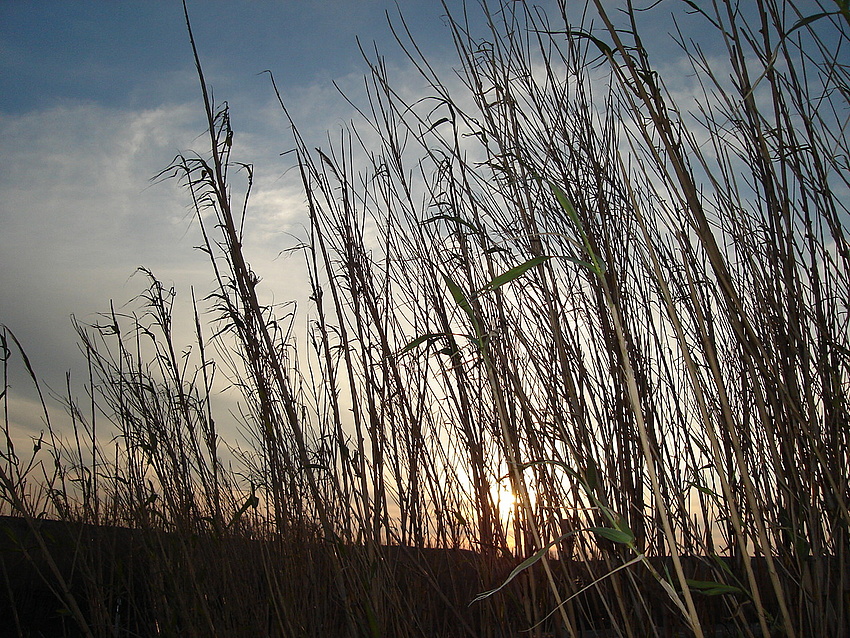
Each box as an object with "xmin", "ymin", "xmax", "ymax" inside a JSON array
[{"xmin": 2, "ymin": 515, "xmax": 836, "ymax": 637}]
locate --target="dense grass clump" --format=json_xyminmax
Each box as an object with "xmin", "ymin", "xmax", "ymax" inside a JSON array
[{"xmin": 2, "ymin": 1, "xmax": 848, "ymax": 636}]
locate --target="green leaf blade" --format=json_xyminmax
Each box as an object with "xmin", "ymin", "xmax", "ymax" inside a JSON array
[
  {"xmin": 482, "ymin": 257, "xmax": 550, "ymax": 292},
  {"xmin": 686, "ymin": 579, "xmax": 744, "ymax": 596},
  {"xmin": 397, "ymin": 333, "xmax": 446, "ymax": 356},
  {"xmin": 590, "ymin": 526, "xmax": 635, "ymax": 545},
  {"xmin": 443, "ymin": 274, "xmax": 476, "ymax": 322}
]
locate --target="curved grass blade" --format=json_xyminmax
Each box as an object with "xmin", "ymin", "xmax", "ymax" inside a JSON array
[
  {"xmin": 397, "ymin": 332, "xmax": 446, "ymax": 356},
  {"xmin": 472, "ymin": 533, "xmax": 575, "ymax": 603},
  {"xmin": 443, "ymin": 274, "xmax": 475, "ymax": 322},
  {"xmin": 686, "ymin": 579, "xmax": 744, "ymax": 596},
  {"xmin": 590, "ymin": 525, "xmax": 635, "ymax": 545},
  {"xmin": 481, "ymin": 256, "xmax": 550, "ymax": 293}
]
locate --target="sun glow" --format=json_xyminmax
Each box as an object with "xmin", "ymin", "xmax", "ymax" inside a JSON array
[
  {"xmin": 494, "ymin": 478, "xmax": 537, "ymax": 521},
  {"xmin": 495, "ymin": 484, "xmax": 517, "ymax": 525}
]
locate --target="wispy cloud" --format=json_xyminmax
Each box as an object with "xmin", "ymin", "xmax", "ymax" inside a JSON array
[{"xmin": 0, "ymin": 102, "xmax": 209, "ymax": 384}]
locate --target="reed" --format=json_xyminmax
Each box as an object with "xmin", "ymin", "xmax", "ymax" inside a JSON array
[{"xmin": 1, "ymin": 0, "xmax": 847, "ymax": 636}]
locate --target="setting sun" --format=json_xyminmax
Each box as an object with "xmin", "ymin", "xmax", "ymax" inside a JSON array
[{"xmin": 495, "ymin": 484, "xmax": 517, "ymax": 525}]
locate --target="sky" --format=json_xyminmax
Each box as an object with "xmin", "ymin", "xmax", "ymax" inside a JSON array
[
  {"xmin": 1, "ymin": 0, "xmax": 839, "ymax": 443},
  {"xmin": 0, "ymin": 0, "xmax": 457, "ymax": 415}
]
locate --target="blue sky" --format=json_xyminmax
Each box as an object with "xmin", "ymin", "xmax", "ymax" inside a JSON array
[
  {"xmin": 0, "ymin": 1, "xmax": 453, "ymax": 114},
  {"xmin": 0, "ymin": 1, "xmax": 456, "ymax": 406}
]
